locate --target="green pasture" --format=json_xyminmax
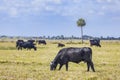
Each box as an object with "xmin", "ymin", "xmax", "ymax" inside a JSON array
[{"xmin": 0, "ymin": 40, "xmax": 120, "ymax": 80}]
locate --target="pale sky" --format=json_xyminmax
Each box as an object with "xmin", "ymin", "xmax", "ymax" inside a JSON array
[{"xmin": 0, "ymin": 0, "xmax": 120, "ymax": 37}]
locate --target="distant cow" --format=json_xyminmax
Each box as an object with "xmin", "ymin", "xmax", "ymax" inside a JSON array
[
  {"xmin": 27, "ymin": 40, "xmax": 35, "ymax": 44},
  {"xmin": 58, "ymin": 43, "xmax": 65, "ymax": 47},
  {"xmin": 16, "ymin": 40, "xmax": 24, "ymax": 48},
  {"xmin": 50, "ymin": 47, "xmax": 95, "ymax": 72},
  {"xmin": 90, "ymin": 39, "xmax": 101, "ymax": 47},
  {"xmin": 38, "ymin": 40, "xmax": 46, "ymax": 45},
  {"xmin": 17, "ymin": 42, "xmax": 37, "ymax": 51}
]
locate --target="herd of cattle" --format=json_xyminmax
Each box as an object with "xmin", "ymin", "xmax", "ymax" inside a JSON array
[
  {"xmin": 16, "ymin": 39, "xmax": 101, "ymax": 72},
  {"xmin": 16, "ymin": 39, "xmax": 101, "ymax": 51},
  {"xmin": 16, "ymin": 40, "xmax": 47, "ymax": 51}
]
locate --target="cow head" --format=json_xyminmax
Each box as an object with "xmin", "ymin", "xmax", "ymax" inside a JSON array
[{"xmin": 50, "ymin": 61, "xmax": 57, "ymax": 70}]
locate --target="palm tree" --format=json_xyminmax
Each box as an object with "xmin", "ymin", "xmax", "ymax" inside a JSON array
[{"xmin": 77, "ymin": 18, "xmax": 86, "ymax": 44}]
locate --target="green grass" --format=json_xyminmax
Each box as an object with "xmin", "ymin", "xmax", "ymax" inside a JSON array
[{"xmin": 0, "ymin": 40, "xmax": 120, "ymax": 80}]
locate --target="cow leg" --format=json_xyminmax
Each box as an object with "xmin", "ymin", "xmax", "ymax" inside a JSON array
[
  {"xmin": 90, "ymin": 44, "xmax": 92, "ymax": 47},
  {"xmin": 87, "ymin": 62, "xmax": 90, "ymax": 71},
  {"xmin": 28, "ymin": 48, "xmax": 31, "ymax": 51},
  {"xmin": 58, "ymin": 64, "xmax": 63, "ymax": 70},
  {"xmin": 21, "ymin": 47, "xmax": 22, "ymax": 50},
  {"xmin": 65, "ymin": 63, "xmax": 68, "ymax": 71},
  {"xmin": 90, "ymin": 61, "xmax": 95, "ymax": 72},
  {"xmin": 34, "ymin": 47, "xmax": 36, "ymax": 51},
  {"xmin": 18, "ymin": 46, "xmax": 21, "ymax": 50},
  {"xmin": 17, "ymin": 47, "xmax": 19, "ymax": 50},
  {"xmin": 99, "ymin": 44, "xmax": 101, "ymax": 47}
]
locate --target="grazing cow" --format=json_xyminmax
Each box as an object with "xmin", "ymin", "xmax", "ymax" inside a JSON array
[
  {"xmin": 38, "ymin": 40, "xmax": 46, "ymax": 45},
  {"xmin": 50, "ymin": 47, "xmax": 95, "ymax": 72},
  {"xmin": 90, "ymin": 39, "xmax": 101, "ymax": 47},
  {"xmin": 17, "ymin": 42, "xmax": 37, "ymax": 51},
  {"xmin": 58, "ymin": 43, "xmax": 65, "ymax": 47}
]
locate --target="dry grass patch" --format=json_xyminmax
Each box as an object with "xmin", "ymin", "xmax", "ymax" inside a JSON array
[{"xmin": 0, "ymin": 40, "xmax": 120, "ymax": 80}]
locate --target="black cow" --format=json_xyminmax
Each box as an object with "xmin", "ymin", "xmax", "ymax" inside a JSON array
[
  {"xmin": 17, "ymin": 42, "xmax": 37, "ymax": 51},
  {"xmin": 58, "ymin": 43, "xmax": 65, "ymax": 47},
  {"xmin": 90, "ymin": 39, "xmax": 101, "ymax": 47},
  {"xmin": 38, "ymin": 40, "xmax": 46, "ymax": 45},
  {"xmin": 50, "ymin": 47, "xmax": 95, "ymax": 72},
  {"xmin": 27, "ymin": 40, "xmax": 35, "ymax": 44}
]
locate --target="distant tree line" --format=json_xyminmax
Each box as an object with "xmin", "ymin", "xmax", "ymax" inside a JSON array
[{"xmin": 0, "ymin": 35, "xmax": 120, "ymax": 41}]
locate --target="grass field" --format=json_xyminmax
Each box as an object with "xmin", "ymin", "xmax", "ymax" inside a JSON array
[{"xmin": 0, "ymin": 40, "xmax": 120, "ymax": 80}]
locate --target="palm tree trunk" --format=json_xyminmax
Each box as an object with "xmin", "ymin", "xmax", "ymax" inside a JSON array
[{"xmin": 81, "ymin": 27, "xmax": 83, "ymax": 44}]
